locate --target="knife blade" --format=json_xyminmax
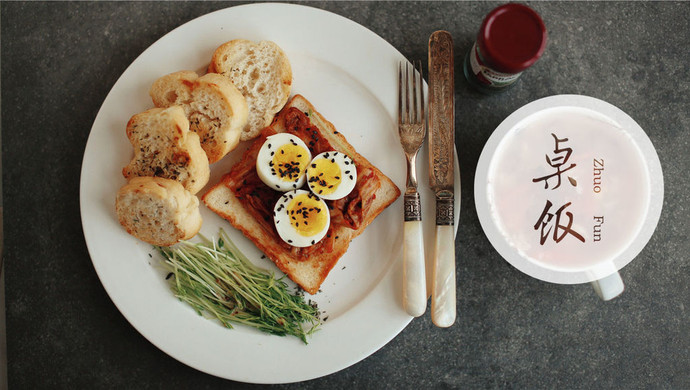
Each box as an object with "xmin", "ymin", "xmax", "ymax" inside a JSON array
[{"xmin": 428, "ymin": 30, "xmax": 456, "ymax": 328}]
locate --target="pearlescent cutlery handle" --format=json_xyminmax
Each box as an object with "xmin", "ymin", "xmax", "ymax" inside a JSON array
[
  {"xmin": 431, "ymin": 224, "xmax": 456, "ymax": 327},
  {"xmin": 403, "ymin": 191, "xmax": 426, "ymax": 317}
]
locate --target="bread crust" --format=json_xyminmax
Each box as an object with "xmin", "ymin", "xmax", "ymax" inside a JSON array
[
  {"xmin": 149, "ymin": 71, "xmax": 248, "ymax": 163},
  {"xmin": 116, "ymin": 176, "xmax": 202, "ymax": 246},
  {"xmin": 203, "ymin": 95, "xmax": 401, "ymax": 294},
  {"xmin": 208, "ymin": 39, "xmax": 292, "ymax": 141},
  {"xmin": 122, "ymin": 106, "xmax": 210, "ymax": 194}
]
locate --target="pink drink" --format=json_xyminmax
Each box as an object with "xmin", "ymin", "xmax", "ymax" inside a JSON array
[{"xmin": 487, "ymin": 107, "xmax": 651, "ymax": 272}]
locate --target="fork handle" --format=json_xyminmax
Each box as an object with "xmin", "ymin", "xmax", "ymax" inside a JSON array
[{"xmin": 403, "ymin": 191, "xmax": 427, "ymax": 317}]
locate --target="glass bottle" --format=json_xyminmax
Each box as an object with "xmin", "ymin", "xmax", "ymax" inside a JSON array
[{"xmin": 463, "ymin": 3, "xmax": 547, "ymax": 94}]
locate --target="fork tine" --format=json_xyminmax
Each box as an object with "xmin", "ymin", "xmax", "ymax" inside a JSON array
[
  {"xmin": 405, "ymin": 62, "xmax": 411, "ymax": 124},
  {"xmin": 398, "ymin": 62, "xmax": 403, "ymax": 125},
  {"xmin": 416, "ymin": 60, "xmax": 424, "ymax": 126},
  {"xmin": 411, "ymin": 62, "xmax": 418, "ymax": 124}
]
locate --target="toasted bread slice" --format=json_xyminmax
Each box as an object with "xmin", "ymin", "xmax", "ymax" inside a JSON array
[
  {"xmin": 122, "ymin": 106, "xmax": 210, "ymax": 194},
  {"xmin": 203, "ymin": 95, "xmax": 401, "ymax": 294},
  {"xmin": 149, "ymin": 71, "xmax": 248, "ymax": 163},
  {"xmin": 116, "ymin": 176, "xmax": 202, "ymax": 246},
  {"xmin": 208, "ymin": 40, "xmax": 292, "ymax": 141}
]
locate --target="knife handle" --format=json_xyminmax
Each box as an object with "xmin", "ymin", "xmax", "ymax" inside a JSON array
[
  {"xmin": 403, "ymin": 192, "xmax": 426, "ymax": 317},
  {"xmin": 431, "ymin": 223, "xmax": 456, "ymax": 327}
]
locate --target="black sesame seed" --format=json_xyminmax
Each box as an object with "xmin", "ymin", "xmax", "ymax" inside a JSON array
[
  {"xmin": 268, "ymin": 143, "xmax": 272, "ymax": 148},
  {"xmin": 349, "ymin": 175, "xmax": 353, "ymax": 180},
  {"xmin": 311, "ymin": 240, "xmax": 315, "ymax": 245}
]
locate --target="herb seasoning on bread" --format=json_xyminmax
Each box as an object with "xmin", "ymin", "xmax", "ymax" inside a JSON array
[
  {"xmin": 122, "ymin": 106, "xmax": 210, "ymax": 194},
  {"xmin": 149, "ymin": 71, "xmax": 248, "ymax": 163}
]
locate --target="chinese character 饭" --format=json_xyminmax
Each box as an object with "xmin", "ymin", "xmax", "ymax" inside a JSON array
[{"xmin": 533, "ymin": 200, "xmax": 586, "ymax": 245}]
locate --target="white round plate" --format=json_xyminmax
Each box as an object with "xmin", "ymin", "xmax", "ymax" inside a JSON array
[
  {"xmin": 475, "ymin": 95, "xmax": 663, "ymax": 284},
  {"xmin": 80, "ymin": 3, "xmax": 460, "ymax": 384}
]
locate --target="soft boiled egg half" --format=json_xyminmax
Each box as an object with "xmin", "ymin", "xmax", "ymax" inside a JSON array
[
  {"xmin": 273, "ymin": 190, "xmax": 330, "ymax": 247},
  {"xmin": 306, "ymin": 151, "xmax": 357, "ymax": 200},
  {"xmin": 256, "ymin": 133, "xmax": 312, "ymax": 191}
]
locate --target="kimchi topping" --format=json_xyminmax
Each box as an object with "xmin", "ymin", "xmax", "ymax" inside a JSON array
[{"xmin": 224, "ymin": 108, "xmax": 380, "ymax": 258}]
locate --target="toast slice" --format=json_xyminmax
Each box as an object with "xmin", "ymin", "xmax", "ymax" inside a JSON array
[
  {"xmin": 116, "ymin": 176, "xmax": 202, "ymax": 246},
  {"xmin": 149, "ymin": 71, "xmax": 248, "ymax": 163},
  {"xmin": 122, "ymin": 106, "xmax": 210, "ymax": 194},
  {"xmin": 208, "ymin": 40, "xmax": 292, "ymax": 141},
  {"xmin": 203, "ymin": 95, "xmax": 401, "ymax": 294}
]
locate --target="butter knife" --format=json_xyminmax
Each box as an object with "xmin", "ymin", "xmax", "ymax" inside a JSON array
[{"xmin": 428, "ymin": 31, "xmax": 456, "ymax": 328}]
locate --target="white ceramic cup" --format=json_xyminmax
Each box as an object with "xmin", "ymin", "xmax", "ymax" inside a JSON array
[{"xmin": 475, "ymin": 95, "xmax": 663, "ymax": 300}]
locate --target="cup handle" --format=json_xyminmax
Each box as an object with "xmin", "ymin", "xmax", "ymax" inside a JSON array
[{"xmin": 590, "ymin": 271, "xmax": 625, "ymax": 301}]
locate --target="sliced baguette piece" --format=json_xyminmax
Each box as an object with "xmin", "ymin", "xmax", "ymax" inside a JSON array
[
  {"xmin": 149, "ymin": 71, "xmax": 248, "ymax": 163},
  {"xmin": 116, "ymin": 176, "xmax": 202, "ymax": 246},
  {"xmin": 208, "ymin": 39, "xmax": 292, "ymax": 141},
  {"xmin": 203, "ymin": 95, "xmax": 401, "ymax": 294},
  {"xmin": 122, "ymin": 106, "xmax": 209, "ymax": 194}
]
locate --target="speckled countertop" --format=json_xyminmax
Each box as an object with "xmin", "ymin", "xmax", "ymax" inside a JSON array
[{"xmin": 2, "ymin": 1, "xmax": 689, "ymax": 388}]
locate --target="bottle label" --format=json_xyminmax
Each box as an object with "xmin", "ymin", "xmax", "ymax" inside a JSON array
[{"xmin": 469, "ymin": 42, "xmax": 522, "ymax": 88}]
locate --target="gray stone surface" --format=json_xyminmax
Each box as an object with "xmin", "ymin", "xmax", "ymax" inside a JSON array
[{"xmin": 2, "ymin": 1, "xmax": 688, "ymax": 388}]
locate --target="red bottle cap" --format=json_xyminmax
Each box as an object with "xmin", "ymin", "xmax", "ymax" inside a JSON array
[{"xmin": 477, "ymin": 3, "xmax": 547, "ymax": 74}]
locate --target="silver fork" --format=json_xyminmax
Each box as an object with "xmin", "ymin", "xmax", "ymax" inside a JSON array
[{"xmin": 398, "ymin": 60, "xmax": 427, "ymax": 317}]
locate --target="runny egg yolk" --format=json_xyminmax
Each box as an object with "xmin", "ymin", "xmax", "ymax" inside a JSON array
[
  {"xmin": 287, "ymin": 193, "xmax": 329, "ymax": 237},
  {"xmin": 273, "ymin": 144, "xmax": 310, "ymax": 182},
  {"xmin": 307, "ymin": 158, "xmax": 341, "ymax": 196}
]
